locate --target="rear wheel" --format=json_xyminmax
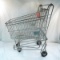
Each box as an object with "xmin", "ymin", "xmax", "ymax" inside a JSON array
[{"xmin": 41, "ymin": 51, "xmax": 47, "ymax": 57}]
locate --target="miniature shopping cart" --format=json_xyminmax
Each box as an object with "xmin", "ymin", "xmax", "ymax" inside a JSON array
[{"xmin": 5, "ymin": 3, "xmax": 54, "ymax": 57}]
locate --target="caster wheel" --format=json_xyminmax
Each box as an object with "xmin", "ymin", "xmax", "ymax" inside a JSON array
[
  {"xmin": 36, "ymin": 40, "xmax": 41, "ymax": 45},
  {"xmin": 17, "ymin": 48, "xmax": 22, "ymax": 52},
  {"xmin": 16, "ymin": 43, "xmax": 20, "ymax": 47},
  {"xmin": 41, "ymin": 51, "xmax": 47, "ymax": 57}
]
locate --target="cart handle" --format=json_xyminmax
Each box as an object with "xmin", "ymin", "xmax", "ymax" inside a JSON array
[{"xmin": 47, "ymin": 3, "xmax": 54, "ymax": 28}]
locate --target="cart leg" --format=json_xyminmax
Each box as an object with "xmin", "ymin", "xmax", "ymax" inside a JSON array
[
  {"xmin": 13, "ymin": 39, "xmax": 22, "ymax": 52},
  {"xmin": 41, "ymin": 39, "xmax": 47, "ymax": 57},
  {"xmin": 13, "ymin": 40, "xmax": 18, "ymax": 50},
  {"xmin": 36, "ymin": 35, "xmax": 41, "ymax": 46},
  {"xmin": 16, "ymin": 41, "xmax": 22, "ymax": 52}
]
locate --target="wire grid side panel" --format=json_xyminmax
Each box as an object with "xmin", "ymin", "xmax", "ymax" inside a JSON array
[
  {"xmin": 7, "ymin": 19, "xmax": 41, "ymax": 40},
  {"xmin": 6, "ymin": 13, "xmax": 48, "ymax": 40}
]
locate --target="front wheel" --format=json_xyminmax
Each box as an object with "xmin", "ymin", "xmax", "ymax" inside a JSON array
[{"xmin": 17, "ymin": 48, "xmax": 22, "ymax": 52}]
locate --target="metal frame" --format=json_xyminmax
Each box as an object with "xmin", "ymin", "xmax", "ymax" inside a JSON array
[{"xmin": 5, "ymin": 3, "xmax": 54, "ymax": 54}]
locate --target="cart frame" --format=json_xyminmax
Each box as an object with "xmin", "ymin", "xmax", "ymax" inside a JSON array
[{"xmin": 5, "ymin": 3, "xmax": 54, "ymax": 57}]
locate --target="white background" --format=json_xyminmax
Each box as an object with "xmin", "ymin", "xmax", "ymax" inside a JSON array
[{"xmin": 0, "ymin": 0, "xmax": 60, "ymax": 60}]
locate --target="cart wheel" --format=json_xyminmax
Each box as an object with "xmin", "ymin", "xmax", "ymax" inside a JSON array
[
  {"xmin": 16, "ymin": 42, "xmax": 20, "ymax": 47},
  {"xmin": 41, "ymin": 51, "xmax": 47, "ymax": 57},
  {"xmin": 17, "ymin": 48, "xmax": 22, "ymax": 52},
  {"xmin": 36, "ymin": 40, "xmax": 41, "ymax": 45}
]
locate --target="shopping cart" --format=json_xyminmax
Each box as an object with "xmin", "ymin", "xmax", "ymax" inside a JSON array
[{"xmin": 5, "ymin": 3, "xmax": 54, "ymax": 57}]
